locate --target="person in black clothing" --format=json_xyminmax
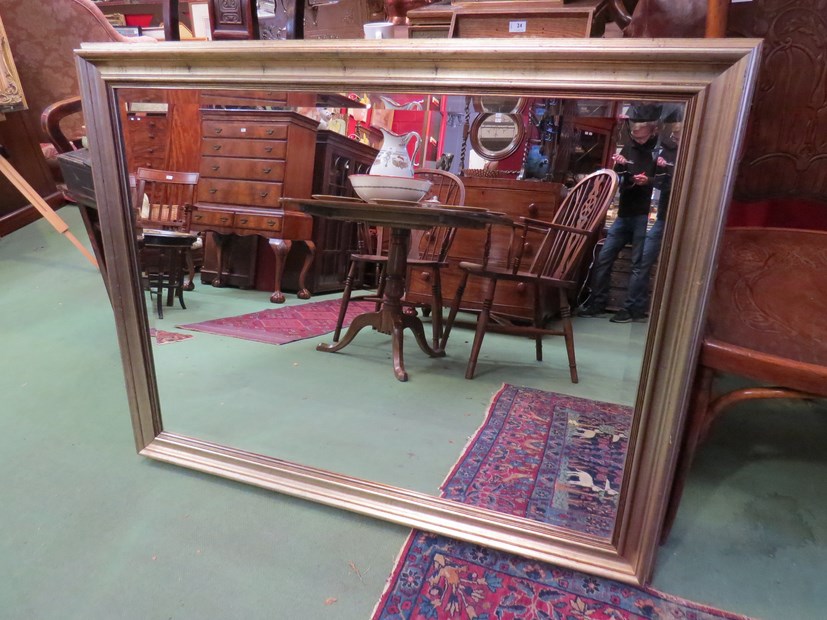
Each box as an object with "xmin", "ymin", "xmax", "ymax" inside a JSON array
[
  {"xmin": 624, "ymin": 111, "xmax": 682, "ymax": 320},
  {"xmin": 579, "ymin": 105, "xmax": 661, "ymax": 321}
]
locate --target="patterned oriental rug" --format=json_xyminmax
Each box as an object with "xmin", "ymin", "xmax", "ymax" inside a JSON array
[
  {"xmin": 442, "ymin": 385, "xmax": 632, "ymax": 539},
  {"xmin": 177, "ymin": 299, "xmax": 373, "ymax": 346},
  {"xmin": 371, "ymin": 386, "xmax": 753, "ymax": 620},
  {"xmin": 372, "ymin": 531, "xmax": 753, "ymax": 620}
]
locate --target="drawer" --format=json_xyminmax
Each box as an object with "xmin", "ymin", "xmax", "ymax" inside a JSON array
[
  {"xmin": 201, "ymin": 139, "xmax": 288, "ymax": 159},
  {"xmin": 234, "ymin": 212, "xmax": 283, "ymax": 233},
  {"xmin": 202, "ymin": 121, "xmax": 289, "ymax": 141},
  {"xmin": 200, "ymin": 157, "xmax": 286, "ymax": 182},
  {"xmin": 199, "ymin": 90, "xmax": 290, "ymax": 108},
  {"xmin": 191, "ymin": 209, "xmax": 235, "ymax": 227},
  {"xmin": 198, "ymin": 179, "xmax": 283, "ymax": 207}
]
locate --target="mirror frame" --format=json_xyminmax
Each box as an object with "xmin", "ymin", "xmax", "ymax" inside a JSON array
[
  {"xmin": 75, "ymin": 38, "xmax": 760, "ymax": 585},
  {"xmin": 469, "ymin": 112, "xmax": 526, "ymax": 160},
  {"xmin": 472, "ymin": 95, "xmax": 527, "ymax": 114}
]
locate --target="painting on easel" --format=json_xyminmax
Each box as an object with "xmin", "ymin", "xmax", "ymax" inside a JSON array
[{"xmin": 0, "ymin": 14, "xmax": 26, "ymax": 114}]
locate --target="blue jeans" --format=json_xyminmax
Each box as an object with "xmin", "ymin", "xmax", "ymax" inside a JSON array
[
  {"xmin": 625, "ymin": 219, "xmax": 665, "ymax": 314},
  {"xmin": 586, "ymin": 214, "xmax": 649, "ymax": 310}
]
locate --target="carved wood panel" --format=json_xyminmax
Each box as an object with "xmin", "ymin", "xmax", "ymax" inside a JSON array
[
  {"xmin": 208, "ymin": 0, "xmax": 260, "ymax": 39},
  {"xmin": 728, "ymin": 0, "xmax": 827, "ymax": 201}
]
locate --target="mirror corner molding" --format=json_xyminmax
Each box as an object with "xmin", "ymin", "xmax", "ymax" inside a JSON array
[{"xmin": 75, "ymin": 38, "xmax": 762, "ymax": 586}]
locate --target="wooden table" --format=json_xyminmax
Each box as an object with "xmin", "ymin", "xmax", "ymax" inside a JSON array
[{"xmin": 283, "ymin": 197, "xmax": 512, "ymax": 381}]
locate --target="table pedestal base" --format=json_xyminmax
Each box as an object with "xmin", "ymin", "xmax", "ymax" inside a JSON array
[
  {"xmin": 317, "ymin": 306, "xmax": 445, "ymax": 382},
  {"xmin": 316, "ymin": 228, "xmax": 445, "ymax": 381}
]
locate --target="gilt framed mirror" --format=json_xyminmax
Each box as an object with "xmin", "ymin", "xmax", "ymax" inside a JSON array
[{"xmin": 75, "ymin": 38, "xmax": 760, "ymax": 585}]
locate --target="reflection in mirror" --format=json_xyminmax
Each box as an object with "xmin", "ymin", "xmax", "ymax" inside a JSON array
[
  {"xmin": 469, "ymin": 113, "xmax": 525, "ymax": 161},
  {"xmin": 118, "ymin": 85, "xmax": 684, "ymax": 544}
]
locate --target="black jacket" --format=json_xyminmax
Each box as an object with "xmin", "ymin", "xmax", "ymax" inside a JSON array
[
  {"xmin": 654, "ymin": 137, "xmax": 679, "ymax": 220},
  {"xmin": 613, "ymin": 135, "xmax": 659, "ymax": 217}
]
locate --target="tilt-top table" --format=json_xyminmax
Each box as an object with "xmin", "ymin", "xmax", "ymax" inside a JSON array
[{"xmin": 282, "ymin": 196, "xmax": 512, "ymax": 381}]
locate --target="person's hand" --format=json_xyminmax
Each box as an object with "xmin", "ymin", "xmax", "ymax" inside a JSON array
[
  {"xmin": 632, "ymin": 172, "xmax": 649, "ymax": 185},
  {"xmin": 612, "ymin": 153, "xmax": 628, "ymax": 165},
  {"xmin": 657, "ymin": 156, "xmax": 668, "ymax": 167}
]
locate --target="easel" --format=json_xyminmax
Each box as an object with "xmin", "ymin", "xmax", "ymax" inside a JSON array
[
  {"xmin": 0, "ymin": 14, "xmax": 97, "ymax": 268},
  {"xmin": 0, "ymin": 142, "xmax": 98, "ymax": 269}
]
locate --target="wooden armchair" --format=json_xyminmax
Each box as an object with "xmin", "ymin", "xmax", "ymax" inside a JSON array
[
  {"xmin": 662, "ymin": 227, "xmax": 827, "ymax": 541},
  {"xmin": 333, "ymin": 169, "xmax": 465, "ymax": 348},
  {"xmin": 440, "ymin": 168, "xmax": 618, "ymax": 380}
]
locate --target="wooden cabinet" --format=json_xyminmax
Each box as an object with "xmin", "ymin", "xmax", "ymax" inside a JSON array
[
  {"xmin": 409, "ymin": 0, "xmax": 609, "ymax": 39},
  {"xmin": 123, "ymin": 112, "xmax": 169, "ymax": 172},
  {"xmin": 194, "ymin": 109, "xmax": 319, "ymax": 300},
  {"xmin": 304, "ymin": 0, "xmax": 385, "ymax": 39},
  {"xmin": 405, "ymin": 175, "xmax": 564, "ymax": 321},
  {"xmin": 283, "ymin": 130, "xmax": 378, "ymax": 294}
]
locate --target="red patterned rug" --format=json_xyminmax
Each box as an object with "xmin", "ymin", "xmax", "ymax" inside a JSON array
[
  {"xmin": 371, "ymin": 531, "xmax": 754, "ymax": 620},
  {"xmin": 176, "ymin": 299, "xmax": 373, "ymax": 346},
  {"xmin": 442, "ymin": 385, "xmax": 632, "ymax": 539},
  {"xmin": 149, "ymin": 328, "xmax": 193, "ymax": 345},
  {"xmin": 371, "ymin": 386, "xmax": 753, "ymax": 620}
]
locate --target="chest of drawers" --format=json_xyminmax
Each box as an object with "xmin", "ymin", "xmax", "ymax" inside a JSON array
[
  {"xmin": 124, "ymin": 112, "xmax": 169, "ymax": 173},
  {"xmin": 405, "ymin": 175, "xmax": 564, "ymax": 321},
  {"xmin": 193, "ymin": 109, "xmax": 319, "ymax": 302}
]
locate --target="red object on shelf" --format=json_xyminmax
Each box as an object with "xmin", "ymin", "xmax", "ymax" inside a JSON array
[{"xmin": 125, "ymin": 14, "xmax": 153, "ymax": 27}]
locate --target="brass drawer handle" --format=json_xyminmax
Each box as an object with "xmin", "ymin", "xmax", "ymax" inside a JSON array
[
  {"xmin": 209, "ymin": 188, "xmax": 218, "ymax": 194},
  {"xmin": 266, "ymin": 219, "xmax": 277, "ymax": 227},
  {"xmin": 259, "ymin": 191, "xmax": 269, "ymax": 198},
  {"xmin": 193, "ymin": 214, "xmax": 203, "ymax": 221},
  {"xmin": 211, "ymin": 164, "xmax": 220, "ymax": 171},
  {"xmin": 238, "ymin": 217, "xmax": 248, "ymax": 225},
  {"xmin": 212, "ymin": 144, "xmax": 222, "ymax": 151},
  {"xmin": 266, "ymin": 128, "xmax": 275, "ymax": 135},
  {"xmin": 263, "ymin": 146, "xmax": 273, "ymax": 153},
  {"xmin": 219, "ymin": 216, "xmax": 230, "ymax": 223},
  {"xmin": 262, "ymin": 167, "xmax": 272, "ymax": 174},
  {"xmin": 214, "ymin": 128, "xmax": 223, "ymax": 134}
]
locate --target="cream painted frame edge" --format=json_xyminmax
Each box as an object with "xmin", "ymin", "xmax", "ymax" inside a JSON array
[{"xmin": 75, "ymin": 38, "xmax": 762, "ymax": 585}]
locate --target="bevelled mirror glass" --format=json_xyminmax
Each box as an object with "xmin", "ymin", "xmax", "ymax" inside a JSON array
[{"xmin": 76, "ymin": 38, "xmax": 760, "ymax": 585}]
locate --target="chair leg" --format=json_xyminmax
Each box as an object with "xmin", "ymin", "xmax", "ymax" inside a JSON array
[
  {"xmin": 559, "ymin": 289, "xmax": 578, "ymax": 383},
  {"xmin": 333, "ymin": 261, "xmax": 357, "ymax": 342},
  {"xmin": 430, "ymin": 268, "xmax": 443, "ymax": 350},
  {"xmin": 660, "ymin": 365, "xmax": 714, "ymax": 543},
  {"xmin": 466, "ymin": 277, "xmax": 496, "ymax": 379},
  {"xmin": 184, "ymin": 248, "xmax": 196, "ymax": 292},
  {"xmin": 440, "ymin": 270, "xmax": 469, "ymax": 351},
  {"xmin": 534, "ymin": 281, "xmax": 544, "ymax": 362},
  {"xmin": 374, "ymin": 264, "xmax": 386, "ymax": 312}
]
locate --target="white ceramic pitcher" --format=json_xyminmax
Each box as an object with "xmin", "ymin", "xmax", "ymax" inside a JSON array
[{"xmin": 369, "ymin": 128, "xmax": 421, "ymax": 177}]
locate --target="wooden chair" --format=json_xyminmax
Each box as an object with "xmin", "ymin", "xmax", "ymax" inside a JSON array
[
  {"xmin": 661, "ymin": 227, "xmax": 827, "ymax": 541},
  {"xmin": 134, "ymin": 167, "xmax": 201, "ymax": 293},
  {"xmin": 333, "ymin": 169, "xmax": 465, "ymax": 348},
  {"xmin": 440, "ymin": 168, "xmax": 619, "ymax": 380}
]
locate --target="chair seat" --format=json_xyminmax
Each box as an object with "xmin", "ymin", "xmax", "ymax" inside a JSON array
[
  {"xmin": 702, "ymin": 339, "xmax": 827, "ymax": 397},
  {"xmin": 458, "ymin": 261, "xmax": 576, "ymax": 289}
]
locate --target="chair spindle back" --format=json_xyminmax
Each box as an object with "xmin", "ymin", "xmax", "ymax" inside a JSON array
[
  {"xmin": 134, "ymin": 167, "xmax": 200, "ymax": 231},
  {"xmin": 525, "ymin": 168, "xmax": 618, "ymax": 282}
]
